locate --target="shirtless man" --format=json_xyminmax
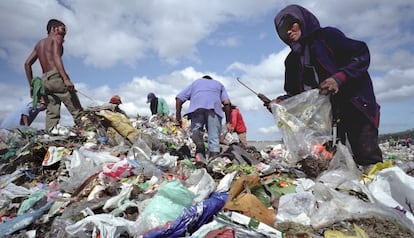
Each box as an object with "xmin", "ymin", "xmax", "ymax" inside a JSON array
[{"xmin": 24, "ymin": 19, "xmax": 83, "ymax": 131}]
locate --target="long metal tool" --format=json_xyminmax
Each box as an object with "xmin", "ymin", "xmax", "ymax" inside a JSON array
[
  {"xmin": 77, "ymin": 90, "xmax": 100, "ymax": 106},
  {"xmin": 236, "ymin": 77, "xmax": 259, "ymax": 94},
  {"xmin": 236, "ymin": 77, "xmax": 272, "ymax": 112}
]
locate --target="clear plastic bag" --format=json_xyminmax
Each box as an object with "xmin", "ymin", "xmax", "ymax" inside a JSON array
[{"xmin": 271, "ymin": 89, "xmax": 332, "ymax": 165}]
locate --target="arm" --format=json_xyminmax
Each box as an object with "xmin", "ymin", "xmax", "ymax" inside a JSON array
[
  {"xmin": 52, "ymin": 37, "xmax": 75, "ymax": 91},
  {"xmin": 230, "ymin": 109, "xmax": 238, "ymax": 132},
  {"xmin": 319, "ymin": 27, "xmax": 371, "ymax": 93},
  {"xmin": 24, "ymin": 50, "xmax": 38, "ymax": 97},
  {"xmin": 150, "ymin": 101, "xmax": 157, "ymax": 115},
  {"xmin": 21, "ymin": 114, "xmax": 29, "ymax": 126},
  {"xmin": 175, "ymin": 97, "xmax": 183, "ymax": 126},
  {"xmin": 222, "ymin": 99, "xmax": 232, "ymax": 131}
]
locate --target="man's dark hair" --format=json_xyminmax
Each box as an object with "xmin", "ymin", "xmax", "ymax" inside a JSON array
[
  {"xmin": 47, "ymin": 19, "xmax": 64, "ymax": 34},
  {"xmin": 202, "ymin": 75, "xmax": 212, "ymax": 79}
]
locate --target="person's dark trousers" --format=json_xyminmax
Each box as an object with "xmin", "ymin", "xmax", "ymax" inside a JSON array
[
  {"xmin": 190, "ymin": 110, "xmax": 207, "ymax": 157},
  {"xmin": 337, "ymin": 104, "xmax": 383, "ymax": 166}
]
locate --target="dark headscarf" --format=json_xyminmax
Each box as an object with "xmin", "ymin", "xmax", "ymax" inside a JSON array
[{"xmin": 274, "ymin": 4, "xmax": 320, "ymax": 53}]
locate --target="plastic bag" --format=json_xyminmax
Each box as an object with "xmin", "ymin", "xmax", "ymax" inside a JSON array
[
  {"xmin": 366, "ymin": 166, "xmax": 414, "ymax": 225},
  {"xmin": 134, "ymin": 179, "xmax": 195, "ymax": 235},
  {"xmin": 185, "ymin": 168, "xmax": 216, "ymax": 203},
  {"xmin": 143, "ymin": 192, "xmax": 229, "ymax": 238},
  {"xmin": 310, "ymin": 182, "xmax": 414, "ymax": 232},
  {"xmin": 271, "ymin": 89, "xmax": 332, "ymax": 164}
]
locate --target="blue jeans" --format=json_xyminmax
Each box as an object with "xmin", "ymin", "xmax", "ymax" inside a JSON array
[{"xmin": 190, "ymin": 109, "xmax": 222, "ymax": 153}]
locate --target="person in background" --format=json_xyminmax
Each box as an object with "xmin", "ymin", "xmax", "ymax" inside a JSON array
[
  {"xmin": 175, "ymin": 75, "xmax": 232, "ymax": 160},
  {"xmin": 220, "ymin": 104, "xmax": 248, "ymax": 148},
  {"xmin": 0, "ymin": 99, "xmax": 47, "ymax": 129},
  {"xmin": 24, "ymin": 19, "xmax": 83, "ymax": 132},
  {"xmin": 109, "ymin": 95, "xmax": 127, "ymax": 116},
  {"xmin": 228, "ymin": 104, "xmax": 248, "ymax": 149},
  {"xmin": 388, "ymin": 137, "xmax": 395, "ymax": 147},
  {"xmin": 406, "ymin": 138, "xmax": 411, "ymax": 148},
  {"xmin": 272, "ymin": 4, "xmax": 382, "ymax": 166},
  {"xmin": 146, "ymin": 92, "xmax": 170, "ymax": 116}
]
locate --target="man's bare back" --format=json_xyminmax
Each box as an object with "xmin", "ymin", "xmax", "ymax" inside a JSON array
[{"xmin": 35, "ymin": 36, "xmax": 62, "ymax": 73}]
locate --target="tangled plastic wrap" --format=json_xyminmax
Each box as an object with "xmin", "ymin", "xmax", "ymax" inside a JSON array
[{"xmin": 271, "ymin": 89, "xmax": 333, "ymax": 164}]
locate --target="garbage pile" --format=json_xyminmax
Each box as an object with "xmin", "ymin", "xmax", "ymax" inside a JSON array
[{"xmin": 0, "ymin": 102, "xmax": 414, "ymax": 238}]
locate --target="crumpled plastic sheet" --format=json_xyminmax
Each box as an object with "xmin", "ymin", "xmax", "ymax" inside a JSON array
[
  {"xmin": 0, "ymin": 182, "xmax": 31, "ymax": 201},
  {"xmin": 65, "ymin": 213, "xmax": 137, "ymax": 238},
  {"xmin": 366, "ymin": 166, "xmax": 414, "ymax": 226},
  {"xmin": 276, "ymin": 191, "xmax": 316, "ymax": 225},
  {"xmin": 143, "ymin": 192, "xmax": 229, "ymax": 238},
  {"xmin": 310, "ymin": 182, "xmax": 414, "ymax": 233},
  {"xmin": 0, "ymin": 200, "xmax": 54, "ymax": 236},
  {"xmin": 316, "ymin": 143, "xmax": 369, "ymax": 196},
  {"xmin": 0, "ymin": 169, "xmax": 25, "ymax": 187},
  {"xmin": 103, "ymin": 183, "xmax": 133, "ymax": 212}
]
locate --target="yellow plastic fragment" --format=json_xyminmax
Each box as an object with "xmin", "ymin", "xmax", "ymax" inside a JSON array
[{"xmin": 324, "ymin": 224, "xmax": 369, "ymax": 238}]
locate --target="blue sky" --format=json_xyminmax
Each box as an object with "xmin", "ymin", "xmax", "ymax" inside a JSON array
[{"xmin": 0, "ymin": 0, "xmax": 413, "ymax": 141}]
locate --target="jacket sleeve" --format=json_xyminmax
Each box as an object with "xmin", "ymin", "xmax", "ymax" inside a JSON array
[{"xmin": 321, "ymin": 27, "xmax": 370, "ymax": 85}]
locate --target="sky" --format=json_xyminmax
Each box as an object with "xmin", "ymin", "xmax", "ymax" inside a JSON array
[{"xmin": 0, "ymin": 0, "xmax": 413, "ymax": 141}]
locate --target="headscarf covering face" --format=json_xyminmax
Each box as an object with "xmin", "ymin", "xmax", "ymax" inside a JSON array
[{"xmin": 274, "ymin": 4, "xmax": 320, "ymax": 52}]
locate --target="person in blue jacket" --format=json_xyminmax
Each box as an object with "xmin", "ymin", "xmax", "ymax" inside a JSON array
[{"xmin": 273, "ymin": 4, "xmax": 382, "ymax": 166}]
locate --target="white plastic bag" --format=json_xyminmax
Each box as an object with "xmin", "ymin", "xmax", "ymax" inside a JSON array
[
  {"xmin": 367, "ymin": 167, "xmax": 414, "ymax": 225},
  {"xmin": 185, "ymin": 168, "xmax": 216, "ymax": 203},
  {"xmin": 271, "ymin": 89, "xmax": 332, "ymax": 164}
]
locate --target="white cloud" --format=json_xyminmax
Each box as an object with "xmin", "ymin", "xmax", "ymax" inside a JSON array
[{"xmin": 1, "ymin": 0, "xmax": 413, "ymax": 140}]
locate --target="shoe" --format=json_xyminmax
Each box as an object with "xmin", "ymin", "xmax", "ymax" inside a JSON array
[{"xmin": 49, "ymin": 125, "xmax": 73, "ymax": 136}]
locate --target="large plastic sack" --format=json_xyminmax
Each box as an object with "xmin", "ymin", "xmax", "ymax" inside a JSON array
[
  {"xmin": 310, "ymin": 182, "xmax": 414, "ymax": 233},
  {"xmin": 143, "ymin": 192, "xmax": 228, "ymax": 238},
  {"xmin": 366, "ymin": 166, "xmax": 414, "ymax": 225},
  {"xmin": 271, "ymin": 89, "xmax": 332, "ymax": 164},
  {"xmin": 98, "ymin": 110, "xmax": 140, "ymax": 142},
  {"xmin": 133, "ymin": 179, "xmax": 195, "ymax": 235}
]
